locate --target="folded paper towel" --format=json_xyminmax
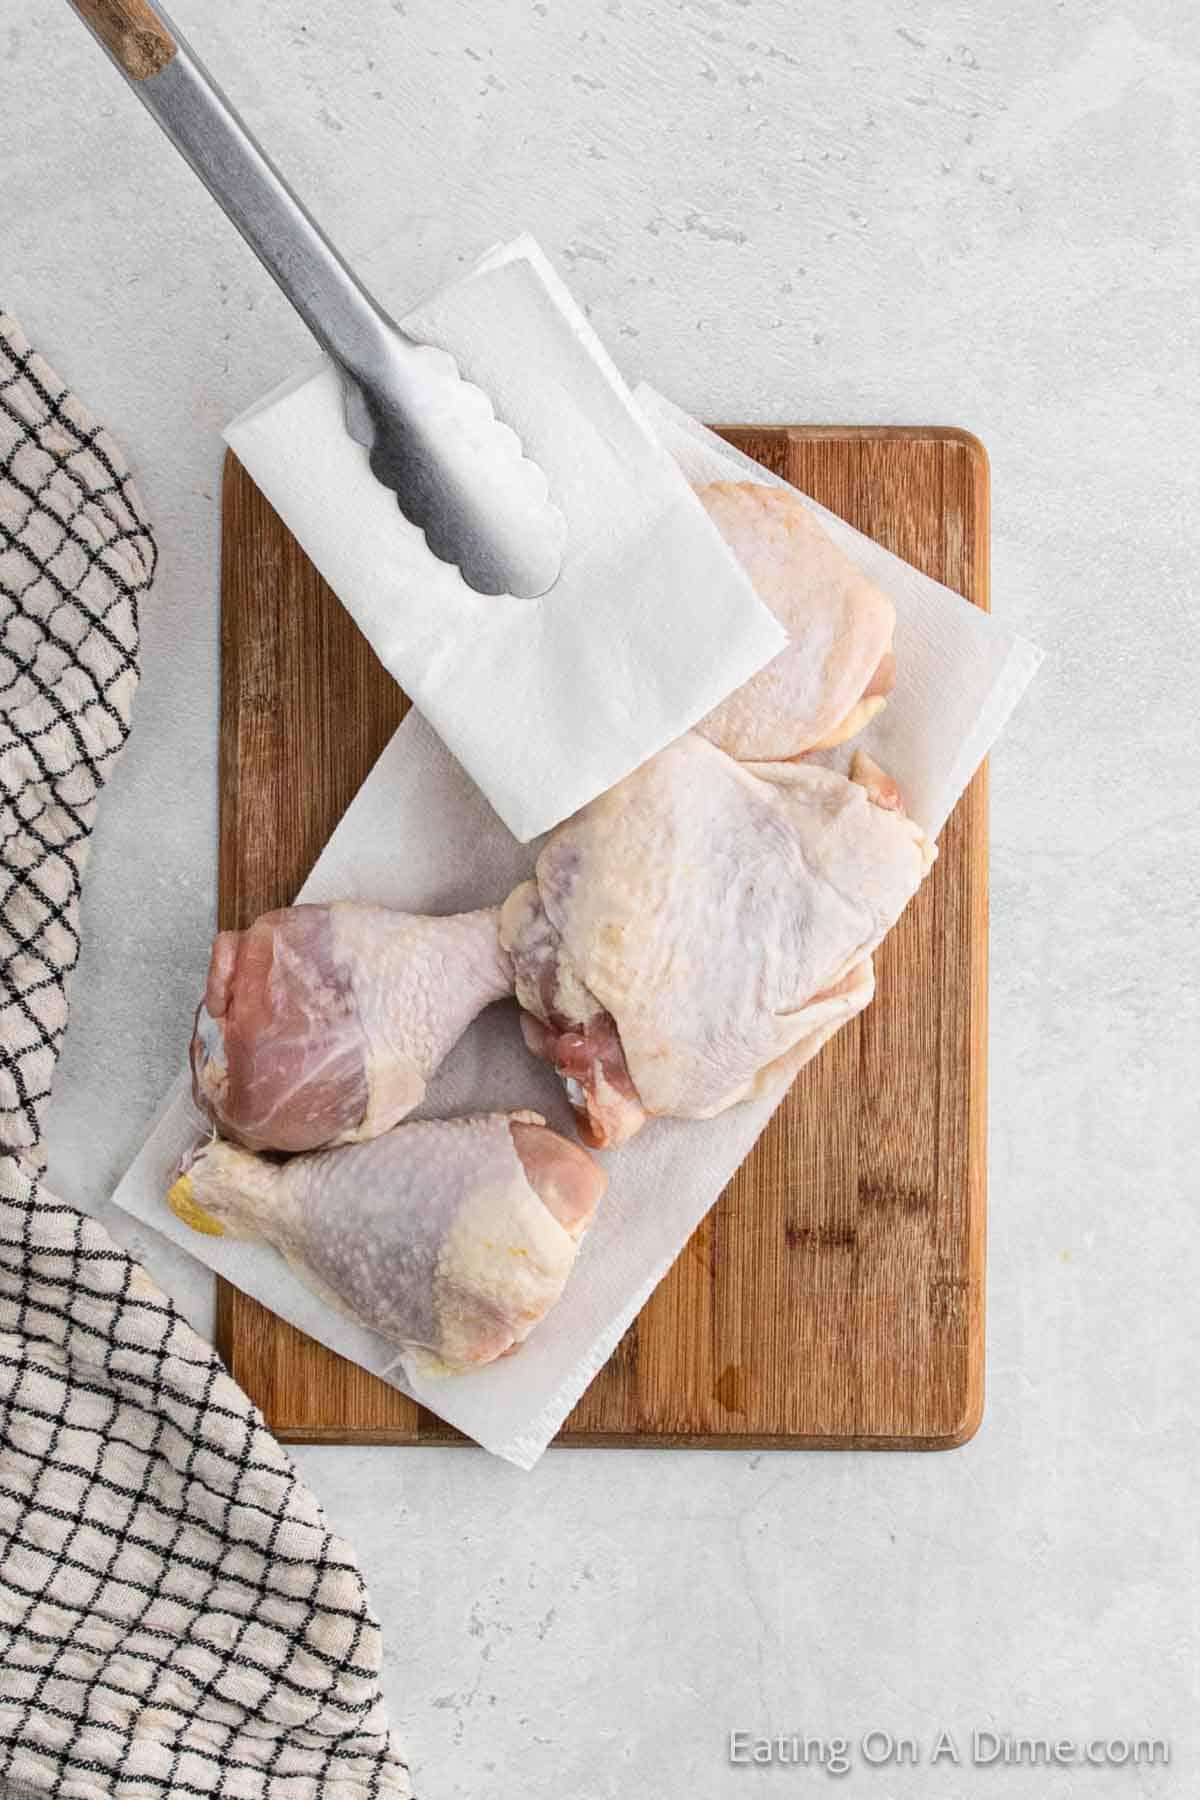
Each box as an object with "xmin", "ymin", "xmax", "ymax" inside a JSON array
[
  {"xmin": 225, "ymin": 236, "xmax": 786, "ymax": 842},
  {"xmin": 114, "ymin": 392, "xmax": 1040, "ymax": 1469}
]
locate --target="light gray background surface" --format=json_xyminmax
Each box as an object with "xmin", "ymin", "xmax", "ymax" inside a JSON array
[{"xmin": 4, "ymin": 2, "xmax": 1197, "ymax": 1794}]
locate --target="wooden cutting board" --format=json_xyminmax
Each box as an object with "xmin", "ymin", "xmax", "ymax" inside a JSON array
[{"xmin": 215, "ymin": 426, "xmax": 989, "ymax": 1450}]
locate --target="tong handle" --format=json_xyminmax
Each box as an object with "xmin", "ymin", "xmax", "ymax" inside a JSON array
[
  {"xmin": 68, "ymin": 0, "xmax": 176, "ymax": 79},
  {"xmin": 64, "ymin": 0, "xmax": 392, "ymax": 375}
]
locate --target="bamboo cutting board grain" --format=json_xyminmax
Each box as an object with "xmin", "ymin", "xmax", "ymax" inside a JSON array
[{"xmin": 215, "ymin": 426, "xmax": 989, "ymax": 1450}]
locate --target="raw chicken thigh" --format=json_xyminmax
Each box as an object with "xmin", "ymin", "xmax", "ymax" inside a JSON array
[
  {"xmin": 167, "ymin": 1114, "xmax": 605, "ymax": 1372},
  {"xmin": 502, "ymin": 735, "xmax": 933, "ymax": 1148},
  {"xmin": 192, "ymin": 904, "xmax": 513, "ymax": 1153},
  {"xmin": 694, "ymin": 481, "xmax": 896, "ymax": 760}
]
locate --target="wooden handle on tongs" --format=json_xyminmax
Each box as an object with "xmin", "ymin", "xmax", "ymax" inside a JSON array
[{"xmin": 67, "ymin": 0, "xmax": 177, "ymax": 81}]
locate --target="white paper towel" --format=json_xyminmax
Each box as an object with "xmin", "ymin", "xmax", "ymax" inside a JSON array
[
  {"xmin": 113, "ymin": 395, "xmax": 1041, "ymax": 1470},
  {"xmin": 224, "ymin": 237, "xmax": 786, "ymax": 843}
]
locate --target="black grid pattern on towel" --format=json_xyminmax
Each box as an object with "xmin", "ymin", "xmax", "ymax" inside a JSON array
[{"xmin": 0, "ymin": 313, "xmax": 411, "ymax": 1797}]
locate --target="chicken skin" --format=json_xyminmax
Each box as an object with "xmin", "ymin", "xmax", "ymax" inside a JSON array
[
  {"xmin": 694, "ymin": 481, "xmax": 896, "ymax": 760},
  {"xmin": 501, "ymin": 737, "xmax": 933, "ymax": 1148},
  {"xmin": 192, "ymin": 904, "xmax": 513, "ymax": 1153},
  {"xmin": 167, "ymin": 1114, "xmax": 605, "ymax": 1372}
]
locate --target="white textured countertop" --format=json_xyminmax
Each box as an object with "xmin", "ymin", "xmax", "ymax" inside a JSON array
[{"xmin": 5, "ymin": 3, "xmax": 1197, "ymax": 1794}]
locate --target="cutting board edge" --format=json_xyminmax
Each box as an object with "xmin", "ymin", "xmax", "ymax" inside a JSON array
[
  {"xmin": 719, "ymin": 421, "xmax": 989, "ymax": 457},
  {"xmin": 266, "ymin": 1424, "xmax": 983, "ymax": 1452}
]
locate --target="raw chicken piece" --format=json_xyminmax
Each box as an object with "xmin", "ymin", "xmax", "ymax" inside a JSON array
[
  {"xmin": 192, "ymin": 904, "xmax": 513, "ymax": 1154},
  {"xmin": 167, "ymin": 1113, "xmax": 606, "ymax": 1373},
  {"xmin": 501, "ymin": 736, "xmax": 934, "ymax": 1147},
  {"xmin": 694, "ymin": 481, "xmax": 896, "ymax": 760}
]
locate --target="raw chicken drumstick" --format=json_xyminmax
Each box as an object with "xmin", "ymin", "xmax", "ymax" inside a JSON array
[
  {"xmin": 192, "ymin": 903, "xmax": 514, "ymax": 1153},
  {"xmin": 694, "ymin": 481, "xmax": 896, "ymax": 760},
  {"xmin": 167, "ymin": 1113, "xmax": 605, "ymax": 1373},
  {"xmin": 501, "ymin": 735, "xmax": 934, "ymax": 1149}
]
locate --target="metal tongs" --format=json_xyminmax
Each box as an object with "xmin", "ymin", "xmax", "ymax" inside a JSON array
[{"xmin": 67, "ymin": 0, "xmax": 564, "ymax": 598}]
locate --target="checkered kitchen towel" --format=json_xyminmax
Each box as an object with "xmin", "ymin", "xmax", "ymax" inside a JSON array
[{"xmin": 0, "ymin": 315, "xmax": 411, "ymax": 1796}]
